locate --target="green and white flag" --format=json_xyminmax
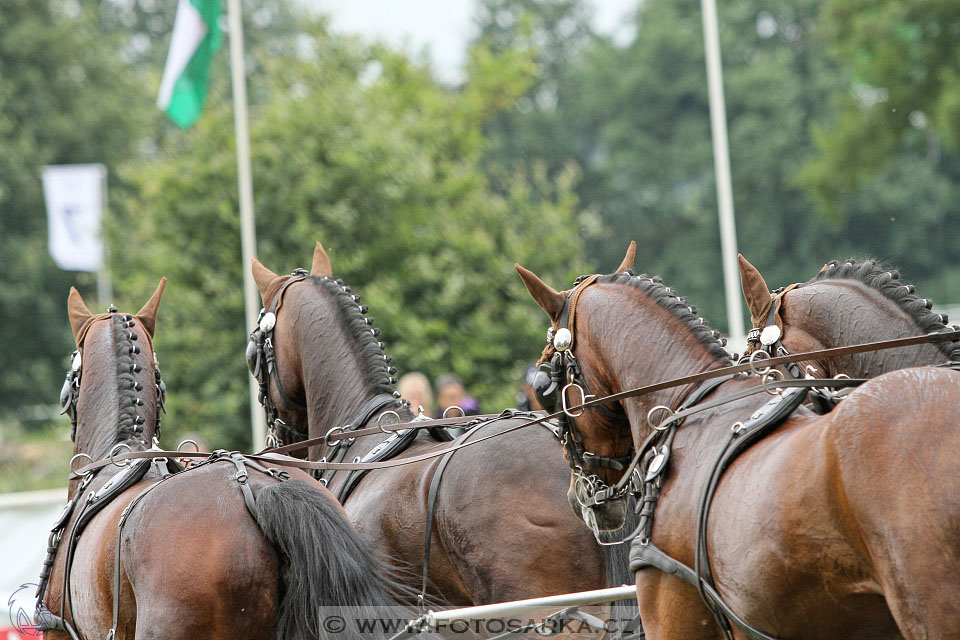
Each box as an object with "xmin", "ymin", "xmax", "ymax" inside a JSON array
[{"xmin": 157, "ymin": 0, "xmax": 221, "ymax": 128}]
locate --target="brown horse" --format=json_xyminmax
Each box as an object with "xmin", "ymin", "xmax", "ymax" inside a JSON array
[
  {"xmin": 247, "ymin": 244, "xmax": 637, "ymax": 613},
  {"xmin": 738, "ymin": 255, "xmax": 960, "ymax": 377},
  {"xmin": 518, "ymin": 247, "xmax": 960, "ymax": 639},
  {"xmin": 39, "ymin": 282, "xmax": 415, "ymax": 640}
]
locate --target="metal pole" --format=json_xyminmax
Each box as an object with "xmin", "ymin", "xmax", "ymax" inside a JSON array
[
  {"xmin": 226, "ymin": 0, "xmax": 267, "ymax": 448},
  {"xmin": 422, "ymin": 585, "xmax": 637, "ymax": 625},
  {"xmin": 700, "ymin": 0, "xmax": 745, "ymax": 351},
  {"xmin": 96, "ymin": 164, "xmax": 113, "ymax": 308}
]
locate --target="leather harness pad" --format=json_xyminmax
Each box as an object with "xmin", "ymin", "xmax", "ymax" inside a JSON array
[{"xmin": 334, "ymin": 426, "xmax": 421, "ymax": 503}]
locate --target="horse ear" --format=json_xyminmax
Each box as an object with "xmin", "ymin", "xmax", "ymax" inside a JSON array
[
  {"xmin": 516, "ymin": 264, "xmax": 566, "ymax": 322},
  {"xmin": 251, "ymin": 258, "xmax": 283, "ymax": 303},
  {"xmin": 136, "ymin": 277, "xmax": 167, "ymax": 337},
  {"xmin": 738, "ymin": 254, "xmax": 772, "ymax": 325},
  {"xmin": 614, "ymin": 241, "xmax": 637, "ymax": 273},
  {"xmin": 310, "ymin": 242, "xmax": 333, "ymax": 276},
  {"xmin": 67, "ymin": 287, "xmax": 94, "ymax": 343}
]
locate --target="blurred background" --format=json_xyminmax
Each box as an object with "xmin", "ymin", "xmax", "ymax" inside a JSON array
[{"xmin": 2, "ymin": 0, "xmax": 959, "ymax": 499}]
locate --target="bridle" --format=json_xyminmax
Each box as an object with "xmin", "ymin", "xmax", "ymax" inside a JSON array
[
  {"xmin": 59, "ymin": 308, "xmax": 167, "ymax": 443},
  {"xmin": 246, "ymin": 269, "xmax": 312, "ymax": 448},
  {"xmin": 532, "ymin": 274, "xmax": 638, "ymax": 527}
]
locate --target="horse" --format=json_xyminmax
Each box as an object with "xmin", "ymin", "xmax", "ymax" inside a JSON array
[
  {"xmin": 738, "ymin": 254, "xmax": 960, "ymax": 377},
  {"xmin": 38, "ymin": 281, "xmax": 416, "ymax": 640},
  {"xmin": 246, "ymin": 243, "xmax": 637, "ymax": 615},
  {"xmin": 517, "ymin": 245, "xmax": 960, "ymax": 639}
]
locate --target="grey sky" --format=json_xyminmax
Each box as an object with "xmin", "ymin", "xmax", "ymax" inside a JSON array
[{"xmin": 314, "ymin": 0, "xmax": 637, "ymax": 83}]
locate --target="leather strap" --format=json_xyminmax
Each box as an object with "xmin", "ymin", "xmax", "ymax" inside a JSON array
[
  {"xmin": 629, "ymin": 542, "xmax": 777, "ymax": 640},
  {"xmin": 421, "ymin": 426, "xmax": 480, "ymax": 597}
]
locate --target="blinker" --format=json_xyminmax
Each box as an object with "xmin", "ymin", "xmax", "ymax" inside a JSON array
[
  {"xmin": 245, "ymin": 337, "xmax": 260, "ymax": 376},
  {"xmin": 71, "ymin": 351, "xmax": 82, "ymax": 372},
  {"xmin": 532, "ymin": 366, "xmax": 556, "ymax": 412}
]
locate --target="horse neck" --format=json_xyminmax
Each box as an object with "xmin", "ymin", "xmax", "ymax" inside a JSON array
[
  {"xmin": 286, "ymin": 287, "xmax": 403, "ymax": 442},
  {"xmin": 780, "ymin": 280, "xmax": 949, "ymax": 377},
  {"xmin": 579, "ymin": 284, "xmax": 729, "ymax": 445},
  {"xmin": 72, "ymin": 317, "xmax": 159, "ymax": 491}
]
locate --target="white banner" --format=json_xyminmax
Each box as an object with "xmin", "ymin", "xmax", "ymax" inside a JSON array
[{"xmin": 42, "ymin": 164, "xmax": 106, "ymax": 272}]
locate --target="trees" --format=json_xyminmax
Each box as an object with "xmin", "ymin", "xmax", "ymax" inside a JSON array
[
  {"xmin": 0, "ymin": 1, "xmax": 147, "ymax": 412},
  {"xmin": 109, "ymin": 16, "xmax": 588, "ymax": 449}
]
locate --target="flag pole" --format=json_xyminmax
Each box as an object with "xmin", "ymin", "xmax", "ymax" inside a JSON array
[
  {"xmin": 97, "ymin": 165, "xmax": 113, "ymax": 308},
  {"xmin": 226, "ymin": 0, "xmax": 267, "ymax": 448},
  {"xmin": 700, "ymin": 0, "xmax": 745, "ymax": 351}
]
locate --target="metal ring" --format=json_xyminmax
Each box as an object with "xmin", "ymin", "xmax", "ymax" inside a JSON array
[
  {"xmin": 730, "ymin": 421, "xmax": 745, "ymax": 434},
  {"xmin": 646, "ymin": 405, "xmax": 675, "ymax": 431},
  {"xmin": 69, "ymin": 452, "xmax": 93, "ymax": 475},
  {"xmin": 109, "ymin": 443, "xmax": 132, "ymax": 468},
  {"xmin": 760, "ymin": 368, "xmax": 785, "ymax": 396},
  {"xmin": 833, "ymin": 373, "xmax": 850, "ymax": 380},
  {"xmin": 442, "ymin": 405, "xmax": 465, "ymax": 419},
  {"xmin": 804, "ymin": 365, "xmax": 820, "ymax": 378},
  {"xmin": 561, "ymin": 383, "xmax": 586, "ymax": 417},
  {"xmin": 325, "ymin": 425, "xmax": 345, "ymax": 447},
  {"xmin": 176, "ymin": 439, "xmax": 200, "ymax": 453},
  {"xmin": 377, "ymin": 410, "xmax": 401, "ymax": 433},
  {"xmin": 573, "ymin": 472, "xmax": 599, "ymax": 507},
  {"xmin": 748, "ymin": 349, "xmax": 772, "ymax": 375}
]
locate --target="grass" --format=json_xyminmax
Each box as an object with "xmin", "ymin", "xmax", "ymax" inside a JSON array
[{"xmin": 0, "ymin": 412, "xmax": 71, "ymax": 494}]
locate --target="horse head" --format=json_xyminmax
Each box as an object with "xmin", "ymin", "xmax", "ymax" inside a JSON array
[
  {"xmin": 64, "ymin": 280, "xmax": 167, "ymax": 495},
  {"xmin": 248, "ymin": 242, "xmax": 399, "ymax": 453},
  {"xmin": 739, "ymin": 254, "xmax": 957, "ymax": 378},
  {"xmin": 515, "ymin": 241, "xmax": 702, "ymax": 532}
]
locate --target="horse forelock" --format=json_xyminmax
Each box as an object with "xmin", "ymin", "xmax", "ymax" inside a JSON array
[
  {"xmin": 809, "ymin": 259, "xmax": 958, "ymax": 359},
  {"xmin": 596, "ymin": 272, "xmax": 732, "ymax": 365}
]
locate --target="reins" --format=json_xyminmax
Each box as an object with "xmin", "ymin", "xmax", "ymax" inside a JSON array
[{"xmin": 71, "ymin": 327, "xmax": 960, "ymax": 479}]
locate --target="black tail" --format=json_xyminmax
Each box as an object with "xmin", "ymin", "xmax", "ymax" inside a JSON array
[
  {"xmin": 253, "ymin": 479, "xmax": 417, "ymax": 640},
  {"xmin": 598, "ymin": 497, "xmax": 641, "ymax": 632}
]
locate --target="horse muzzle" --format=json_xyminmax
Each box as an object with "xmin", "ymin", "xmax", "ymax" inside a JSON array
[{"xmin": 567, "ymin": 474, "xmax": 628, "ymax": 533}]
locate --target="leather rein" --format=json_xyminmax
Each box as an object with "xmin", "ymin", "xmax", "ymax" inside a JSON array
[{"xmin": 71, "ymin": 325, "xmax": 960, "ymax": 480}]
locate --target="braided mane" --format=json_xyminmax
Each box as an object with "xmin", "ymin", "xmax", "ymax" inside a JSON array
[
  {"xmin": 810, "ymin": 259, "xmax": 958, "ymax": 359},
  {"xmin": 309, "ymin": 276, "xmax": 397, "ymax": 397},
  {"xmin": 597, "ymin": 272, "xmax": 732, "ymax": 364},
  {"xmin": 112, "ymin": 314, "xmax": 155, "ymax": 445}
]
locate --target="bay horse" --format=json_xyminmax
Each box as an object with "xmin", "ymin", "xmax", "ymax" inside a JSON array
[
  {"xmin": 738, "ymin": 255, "xmax": 960, "ymax": 377},
  {"xmin": 39, "ymin": 282, "xmax": 414, "ymax": 640},
  {"xmin": 247, "ymin": 243, "xmax": 637, "ymax": 613},
  {"xmin": 517, "ymin": 246, "xmax": 960, "ymax": 639}
]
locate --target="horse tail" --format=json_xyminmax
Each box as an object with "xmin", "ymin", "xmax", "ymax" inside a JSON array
[
  {"xmin": 252, "ymin": 479, "xmax": 415, "ymax": 640},
  {"xmin": 598, "ymin": 496, "xmax": 641, "ymax": 626}
]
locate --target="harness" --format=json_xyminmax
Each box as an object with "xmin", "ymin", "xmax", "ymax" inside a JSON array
[{"xmin": 531, "ymin": 274, "xmax": 873, "ymax": 640}]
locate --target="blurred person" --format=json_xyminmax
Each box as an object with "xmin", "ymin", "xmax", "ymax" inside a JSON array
[
  {"xmin": 433, "ymin": 373, "xmax": 479, "ymax": 417},
  {"xmin": 397, "ymin": 371, "xmax": 434, "ymax": 417},
  {"xmin": 516, "ymin": 364, "xmax": 544, "ymax": 412}
]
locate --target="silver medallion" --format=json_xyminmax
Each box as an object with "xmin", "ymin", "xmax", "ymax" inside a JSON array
[
  {"xmin": 259, "ymin": 312, "xmax": 277, "ymax": 332},
  {"xmin": 759, "ymin": 324, "xmax": 781, "ymax": 346},
  {"xmin": 553, "ymin": 327, "xmax": 572, "ymax": 351}
]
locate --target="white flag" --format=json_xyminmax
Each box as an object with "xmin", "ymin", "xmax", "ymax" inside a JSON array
[{"xmin": 42, "ymin": 164, "xmax": 106, "ymax": 272}]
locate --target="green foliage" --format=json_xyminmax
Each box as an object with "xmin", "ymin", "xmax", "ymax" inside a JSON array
[
  {"xmin": 0, "ymin": 0, "xmax": 147, "ymax": 418},
  {"xmin": 109, "ymin": 17, "xmax": 588, "ymax": 449},
  {"xmin": 800, "ymin": 0, "xmax": 960, "ymax": 209}
]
